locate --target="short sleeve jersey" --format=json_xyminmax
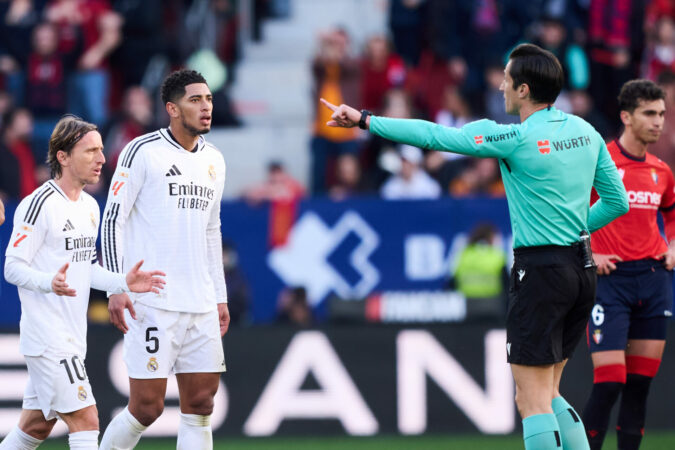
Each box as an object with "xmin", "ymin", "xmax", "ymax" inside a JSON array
[
  {"xmin": 591, "ymin": 140, "xmax": 675, "ymax": 260},
  {"xmin": 5, "ymin": 181, "xmax": 100, "ymax": 356}
]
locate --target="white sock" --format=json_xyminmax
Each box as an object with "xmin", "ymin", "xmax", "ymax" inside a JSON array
[
  {"xmin": 68, "ymin": 430, "xmax": 98, "ymax": 450},
  {"xmin": 0, "ymin": 426, "xmax": 43, "ymax": 449},
  {"xmin": 177, "ymin": 413, "xmax": 212, "ymax": 450},
  {"xmin": 99, "ymin": 407, "xmax": 147, "ymax": 450}
]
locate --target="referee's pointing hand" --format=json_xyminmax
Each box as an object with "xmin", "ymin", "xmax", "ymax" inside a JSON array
[{"xmin": 320, "ymin": 98, "xmax": 362, "ymax": 128}]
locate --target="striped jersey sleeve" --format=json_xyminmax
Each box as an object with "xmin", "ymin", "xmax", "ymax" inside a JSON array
[
  {"xmin": 5, "ymin": 184, "xmax": 53, "ymax": 263},
  {"xmin": 101, "ymin": 133, "xmax": 155, "ymax": 274}
]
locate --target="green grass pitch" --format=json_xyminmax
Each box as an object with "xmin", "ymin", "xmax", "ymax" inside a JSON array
[{"xmin": 37, "ymin": 432, "xmax": 675, "ymax": 449}]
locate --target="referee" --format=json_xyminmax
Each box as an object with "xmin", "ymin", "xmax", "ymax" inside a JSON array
[{"xmin": 322, "ymin": 43, "xmax": 629, "ymax": 450}]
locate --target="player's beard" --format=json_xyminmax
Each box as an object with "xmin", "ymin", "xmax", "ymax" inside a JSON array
[{"xmin": 181, "ymin": 117, "xmax": 211, "ymax": 136}]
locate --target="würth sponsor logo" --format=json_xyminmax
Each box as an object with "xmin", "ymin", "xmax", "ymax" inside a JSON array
[
  {"xmin": 537, "ymin": 140, "xmax": 550, "ymax": 154},
  {"xmin": 484, "ymin": 131, "xmax": 517, "ymax": 143},
  {"xmin": 474, "ymin": 135, "xmax": 483, "ymax": 145},
  {"xmin": 551, "ymin": 135, "xmax": 591, "ymax": 152}
]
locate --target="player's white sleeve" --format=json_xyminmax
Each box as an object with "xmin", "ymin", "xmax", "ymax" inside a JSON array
[
  {"xmin": 206, "ymin": 160, "xmax": 227, "ymax": 304},
  {"xmin": 91, "ymin": 263, "xmax": 128, "ymax": 294},
  {"xmin": 4, "ymin": 196, "xmax": 53, "ymax": 292},
  {"xmin": 101, "ymin": 140, "xmax": 146, "ymax": 279},
  {"xmin": 4, "ymin": 256, "xmax": 52, "ymax": 293}
]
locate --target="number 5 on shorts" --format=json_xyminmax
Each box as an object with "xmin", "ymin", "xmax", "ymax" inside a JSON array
[{"xmin": 145, "ymin": 327, "xmax": 159, "ymax": 353}]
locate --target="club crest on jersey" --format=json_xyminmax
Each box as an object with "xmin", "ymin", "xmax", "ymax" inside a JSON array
[
  {"xmin": 147, "ymin": 357, "xmax": 158, "ymax": 372},
  {"xmin": 208, "ymin": 165, "xmax": 216, "ymax": 181},
  {"xmin": 617, "ymin": 168, "xmax": 625, "ymax": 180},
  {"xmin": 592, "ymin": 329, "xmax": 603, "ymax": 344},
  {"xmin": 77, "ymin": 386, "xmax": 87, "ymax": 401},
  {"xmin": 651, "ymin": 169, "xmax": 658, "ymax": 185}
]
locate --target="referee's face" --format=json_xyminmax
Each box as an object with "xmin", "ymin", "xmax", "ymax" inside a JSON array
[
  {"xmin": 175, "ymin": 83, "xmax": 213, "ymax": 136},
  {"xmin": 500, "ymin": 62, "xmax": 519, "ymax": 115}
]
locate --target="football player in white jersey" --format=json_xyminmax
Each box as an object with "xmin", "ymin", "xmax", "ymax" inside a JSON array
[
  {"xmin": 99, "ymin": 70, "xmax": 229, "ymax": 450},
  {"xmin": 1, "ymin": 116, "xmax": 165, "ymax": 450}
]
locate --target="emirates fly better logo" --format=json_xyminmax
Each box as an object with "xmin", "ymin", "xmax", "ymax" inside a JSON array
[{"xmin": 537, "ymin": 140, "xmax": 551, "ymax": 154}]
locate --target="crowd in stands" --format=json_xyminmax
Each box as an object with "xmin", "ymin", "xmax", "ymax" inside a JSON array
[
  {"xmin": 308, "ymin": 0, "xmax": 675, "ymax": 200},
  {"xmin": 3, "ymin": 0, "xmax": 675, "ymax": 204},
  {"xmin": 0, "ymin": 0, "xmax": 243, "ymax": 200}
]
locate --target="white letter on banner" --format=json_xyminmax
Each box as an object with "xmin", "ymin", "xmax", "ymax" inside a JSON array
[
  {"xmin": 397, "ymin": 329, "xmax": 514, "ymax": 434},
  {"xmin": 244, "ymin": 331, "xmax": 378, "ymax": 436},
  {"xmin": 404, "ymin": 235, "xmax": 446, "ymax": 280}
]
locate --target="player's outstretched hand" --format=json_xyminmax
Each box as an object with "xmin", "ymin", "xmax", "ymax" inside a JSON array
[
  {"xmin": 593, "ymin": 253, "xmax": 622, "ymax": 275},
  {"xmin": 218, "ymin": 303, "xmax": 230, "ymax": 337},
  {"xmin": 109, "ymin": 293, "xmax": 135, "ymax": 334},
  {"xmin": 52, "ymin": 263, "xmax": 77, "ymax": 296},
  {"xmin": 320, "ymin": 98, "xmax": 362, "ymax": 128},
  {"xmin": 125, "ymin": 259, "xmax": 166, "ymax": 294}
]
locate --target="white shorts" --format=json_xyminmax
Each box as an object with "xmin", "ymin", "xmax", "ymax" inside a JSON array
[
  {"xmin": 123, "ymin": 302, "xmax": 226, "ymax": 378},
  {"xmin": 23, "ymin": 352, "xmax": 96, "ymax": 420}
]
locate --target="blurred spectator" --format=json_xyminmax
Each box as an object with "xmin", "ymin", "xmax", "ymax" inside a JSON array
[
  {"xmin": 650, "ymin": 71, "xmax": 675, "ymax": 173},
  {"xmin": 644, "ymin": 16, "xmax": 675, "ymax": 81},
  {"xmin": 388, "ymin": 0, "xmax": 427, "ymax": 67},
  {"xmin": 0, "ymin": 108, "xmax": 39, "ymax": 199},
  {"xmin": 243, "ymin": 161, "xmax": 305, "ymax": 248},
  {"xmin": 222, "ymin": 241, "xmax": 250, "ymax": 325},
  {"xmin": 568, "ymin": 89, "xmax": 613, "ymax": 139},
  {"xmin": 310, "ymin": 27, "xmax": 361, "ymax": 194},
  {"xmin": 111, "ymin": 0, "xmax": 165, "ymax": 89},
  {"xmin": 25, "ymin": 22, "xmax": 73, "ymax": 163},
  {"xmin": 277, "ymin": 286, "xmax": 313, "ymax": 327},
  {"xmin": 243, "ymin": 161, "xmax": 305, "ymax": 204},
  {"xmin": 360, "ymin": 35, "xmax": 406, "ymax": 112},
  {"xmin": 587, "ymin": 0, "xmax": 645, "ymax": 135},
  {"xmin": 483, "ymin": 63, "xmax": 518, "ymax": 124},
  {"xmin": 102, "ymin": 85, "xmax": 153, "ymax": 179},
  {"xmin": 45, "ymin": 0, "xmax": 123, "ymax": 127},
  {"xmin": 380, "ymin": 145, "xmax": 441, "ymax": 199},
  {"xmin": 329, "ymin": 153, "xmax": 373, "ymax": 200},
  {"xmin": 448, "ymin": 222, "xmax": 507, "ymax": 321},
  {"xmin": 449, "ymin": 157, "xmax": 505, "ymax": 197},
  {"xmin": 531, "ymin": 15, "xmax": 589, "ymax": 91},
  {"xmin": 435, "ymin": 84, "xmax": 474, "ymax": 129}
]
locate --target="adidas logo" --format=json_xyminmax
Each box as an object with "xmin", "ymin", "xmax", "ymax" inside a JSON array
[
  {"xmin": 165, "ymin": 165, "xmax": 182, "ymax": 176},
  {"xmin": 62, "ymin": 219, "xmax": 74, "ymax": 232}
]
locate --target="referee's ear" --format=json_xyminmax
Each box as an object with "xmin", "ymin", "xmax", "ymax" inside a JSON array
[{"xmin": 518, "ymin": 83, "xmax": 530, "ymax": 100}]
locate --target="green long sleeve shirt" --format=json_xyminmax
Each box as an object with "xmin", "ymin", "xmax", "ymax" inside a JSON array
[{"xmin": 370, "ymin": 107, "xmax": 629, "ymax": 248}]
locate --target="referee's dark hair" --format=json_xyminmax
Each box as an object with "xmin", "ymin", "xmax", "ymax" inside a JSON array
[
  {"xmin": 160, "ymin": 69, "xmax": 208, "ymax": 105},
  {"xmin": 47, "ymin": 115, "xmax": 98, "ymax": 179},
  {"xmin": 617, "ymin": 79, "xmax": 666, "ymax": 113},
  {"xmin": 508, "ymin": 43, "xmax": 564, "ymax": 105}
]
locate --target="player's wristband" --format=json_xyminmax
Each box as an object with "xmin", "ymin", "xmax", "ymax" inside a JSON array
[{"xmin": 359, "ymin": 110, "xmax": 372, "ymax": 130}]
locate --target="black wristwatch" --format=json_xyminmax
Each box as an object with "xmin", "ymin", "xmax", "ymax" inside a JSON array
[{"xmin": 359, "ymin": 110, "xmax": 372, "ymax": 130}]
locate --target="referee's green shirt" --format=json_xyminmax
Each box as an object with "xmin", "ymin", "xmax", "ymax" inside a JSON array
[{"xmin": 370, "ymin": 107, "xmax": 629, "ymax": 248}]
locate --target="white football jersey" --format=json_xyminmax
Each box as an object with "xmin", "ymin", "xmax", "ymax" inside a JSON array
[
  {"xmin": 4, "ymin": 181, "xmax": 114, "ymax": 356},
  {"xmin": 102, "ymin": 128, "xmax": 227, "ymax": 313}
]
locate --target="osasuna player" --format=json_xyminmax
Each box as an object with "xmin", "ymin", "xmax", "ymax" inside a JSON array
[
  {"xmin": 99, "ymin": 70, "xmax": 229, "ymax": 450},
  {"xmin": 582, "ymin": 80, "xmax": 674, "ymax": 450},
  {"xmin": 0, "ymin": 116, "xmax": 165, "ymax": 450}
]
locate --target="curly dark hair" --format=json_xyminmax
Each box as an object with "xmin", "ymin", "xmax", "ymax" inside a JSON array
[
  {"xmin": 47, "ymin": 115, "xmax": 98, "ymax": 178},
  {"xmin": 508, "ymin": 43, "xmax": 564, "ymax": 105},
  {"xmin": 160, "ymin": 69, "xmax": 208, "ymax": 104},
  {"xmin": 617, "ymin": 79, "xmax": 666, "ymax": 113}
]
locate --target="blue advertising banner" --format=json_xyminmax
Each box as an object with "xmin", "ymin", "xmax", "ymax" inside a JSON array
[{"xmin": 0, "ymin": 197, "xmax": 512, "ymax": 325}]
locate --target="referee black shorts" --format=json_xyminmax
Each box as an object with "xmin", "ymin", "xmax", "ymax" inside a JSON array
[{"xmin": 506, "ymin": 244, "xmax": 596, "ymax": 366}]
